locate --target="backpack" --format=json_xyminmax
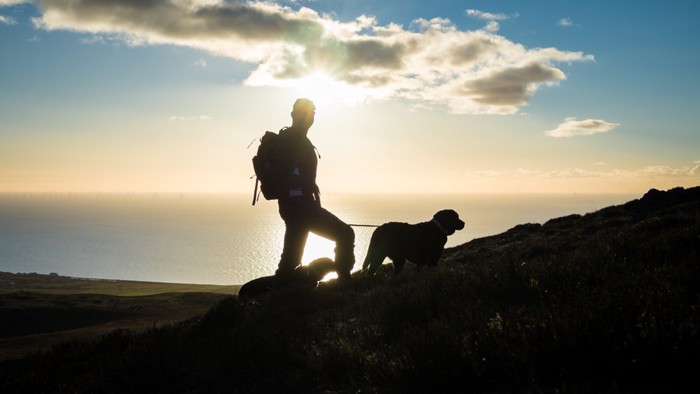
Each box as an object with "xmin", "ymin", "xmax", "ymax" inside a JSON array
[{"xmin": 251, "ymin": 130, "xmax": 286, "ymax": 205}]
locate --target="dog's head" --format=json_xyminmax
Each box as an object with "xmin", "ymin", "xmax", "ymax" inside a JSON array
[
  {"xmin": 302, "ymin": 257, "xmax": 336, "ymax": 281},
  {"xmin": 433, "ymin": 209, "xmax": 465, "ymax": 235}
]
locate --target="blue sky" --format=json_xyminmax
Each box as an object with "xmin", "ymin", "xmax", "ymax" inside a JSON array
[{"xmin": 1, "ymin": 0, "xmax": 699, "ymax": 194}]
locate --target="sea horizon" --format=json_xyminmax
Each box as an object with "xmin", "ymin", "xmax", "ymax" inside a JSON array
[{"xmin": 1, "ymin": 192, "xmax": 640, "ymax": 286}]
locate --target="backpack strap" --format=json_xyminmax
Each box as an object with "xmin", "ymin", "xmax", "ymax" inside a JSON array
[{"xmin": 252, "ymin": 176, "xmax": 259, "ymax": 206}]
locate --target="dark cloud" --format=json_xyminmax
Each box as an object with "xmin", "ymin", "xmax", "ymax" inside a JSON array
[
  {"xmin": 450, "ymin": 37, "xmax": 498, "ymax": 65},
  {"xmin": 461, "ymin": 63, "xmax": 564, "ymax": 105},
  {"xmin": 38, "ymin": 0, "xmax": 324, "ymax": 42}
]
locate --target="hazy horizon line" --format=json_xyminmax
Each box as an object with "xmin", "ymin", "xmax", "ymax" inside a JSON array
[{"xmin": 0, "ymin": 191, "xmax": 645, "ymax": 197}]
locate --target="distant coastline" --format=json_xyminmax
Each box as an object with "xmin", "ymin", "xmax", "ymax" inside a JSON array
[{"xmin": 0, "ymin": 271, "xmax": 237, "ymax": 296}]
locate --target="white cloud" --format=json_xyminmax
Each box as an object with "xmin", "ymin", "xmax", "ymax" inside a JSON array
[
  {"xmin": 470, "ymin": 162, "xmax": 700, "ymax": 181},
  {"xmin": 466, "ymin": 9, "xmax": 517, "ymax": 34},
  {"xmin": 545, "ymin": 117, "xmax": 620, "ymax": 138},
  {"xmin": 194, "ymin": 59, "xmax": 207, "ymax": 68},
  {"xmin": 642, "ymin": 164, "xmax": 699, "ymax": 177},
  {"xmin": 169, "ymin": 115, "xmax": 212, "ymax": 121},
  {"xmin": 0, "ymin": 14, "xmax": 17, "ymax": 25},
  {"xmin": 466, "ymin": 9, "xmax": 510, "ymax": 21},
  {"xmin": 29, "ymin": 0, "xmax": 593, "ymax": 114},
  {"xmin": 453, "ymin": 161, "xmax": 700, "ymax": 193},
  {"xmin": 465, "ymin": 169, "xmax": 503, "ymax": 177},
  {"xmin": 80, "ymin": 35, "xmax": 105, "ymax": 45},
  {"xmin": 558, "ymin": 18, "xmax": 573, "ymax": 27},
  {"xmin": 484, "ymin": 21, "xmax": 500, "ymax": 33},
  {"xmin": 0, "ymin": 0, "xmax": 30, "ymax": 6}
]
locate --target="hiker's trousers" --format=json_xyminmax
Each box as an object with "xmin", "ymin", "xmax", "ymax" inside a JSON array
[{"xmin": 277, "ymin": 196, "xmax": 355, "ymax": 280}]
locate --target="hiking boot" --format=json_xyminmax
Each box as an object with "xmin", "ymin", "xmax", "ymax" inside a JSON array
[
  {"xmin": 274, "ymin": 268, "xmax": 298, "ymax": 288},
  {"xmin": 336, "ymin": 270, "xmax": 353, "ymax": 283}
]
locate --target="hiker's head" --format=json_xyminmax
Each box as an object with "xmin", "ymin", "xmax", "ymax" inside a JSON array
[{"xmin": 291, "ymin": 98, "xmax": 316, "ymax": 130}]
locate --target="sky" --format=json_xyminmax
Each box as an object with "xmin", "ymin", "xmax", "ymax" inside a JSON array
[{"xmin": 1, "ymin": 0, "xmax": 699, "ymax": 194}]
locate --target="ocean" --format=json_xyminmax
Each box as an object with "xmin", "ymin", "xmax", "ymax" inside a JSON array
[{"xmin": 0, "ymin": 193, "xmax": 637, "ymax": 285}]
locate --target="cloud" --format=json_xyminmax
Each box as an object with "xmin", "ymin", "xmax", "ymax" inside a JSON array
[
  {"xmin": 484, "ymin": 21, "xmax": 500, "ymax": 33},
  {"xmin": 0, "ymin": 14, "xmax": 16, "ymax": 25},
  {"xmin": 29, "ymin": 0, "xmax": 593, "ymax": 114},
  {"xmin": 455, "ymin": 163, "xmax": 700, "ymax": 193},
  {"xmin": 466, "ymin": 9, "xmax": 511, "ymax": 21},
  {"xmin": 0, "ymin": 0, "xmax": 30, "ymax": 6},
  {"xmin": 465, "ymin": 9, "xmax": 517, "ymax": 34},
  {"xmin": 558, "ymin": 18, "xmax": 573, "ymax": 27},
  {"xmin": 463, "ymin": 63, "xmax": 566, "ymax": 106},
  {"xmin": 470, "ymin": 162, "xmax": 700, "ymax": 181},
  {"xmin": 545, "ymin": 117, "xmax": 620, "ymax": 138},
  {"xmin": 169, "ymin": 115, "xmax": 212, "ymax": 121},
  {"xmin": 80, "ymin": 35, "xmax": 106, "ymax": 45},
  {"xmin": 642, "ymin": 164, "xmax": 699, "ymax": 177}
]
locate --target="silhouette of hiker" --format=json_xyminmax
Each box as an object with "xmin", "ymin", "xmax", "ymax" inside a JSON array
[{"xmin": 275, "ymin": 98, "xmax": 355, "ymax": 285}]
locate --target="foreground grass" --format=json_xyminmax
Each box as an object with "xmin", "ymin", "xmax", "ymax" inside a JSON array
[{"xmin": 1, "ymin": 187, "xmax": 698, "ymax": 393}]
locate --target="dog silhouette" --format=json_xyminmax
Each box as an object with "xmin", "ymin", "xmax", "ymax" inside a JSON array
[
  {"xmin": 362, "ymin": 209, "xmax": 465, "ymax": 276},
  {"xmin": 239, "ymin": 257, "xmax": 336, "ymax": 298}
]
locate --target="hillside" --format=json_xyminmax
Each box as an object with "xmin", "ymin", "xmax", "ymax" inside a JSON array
[{"xmin": 1, "ymin": 186, "xmax": 698, "ymax": 393}]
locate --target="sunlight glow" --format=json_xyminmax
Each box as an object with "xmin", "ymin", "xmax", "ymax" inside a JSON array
[
  {"xmin": 300, "ymin": 234, "xmax": 340, "ymax": 281},
  {"xmin": 291, "ymin": 72, "xmax": 368, "ymax": 109},
  {"xmin": 301, "ymin": 233, "xmax": 335, "ymax": 265}
]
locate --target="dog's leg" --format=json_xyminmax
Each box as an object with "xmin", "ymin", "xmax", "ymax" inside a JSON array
[
  {"xmin": 362, "ymin": 230, "xmax": 389, "ymax": 275},
  {"xmin": 392, "ymin": 258, "xmax": 406, "ymax": 276},
  {"xmin": 363, "ymin": 248, "xmax": 388, "ymax": 275}
]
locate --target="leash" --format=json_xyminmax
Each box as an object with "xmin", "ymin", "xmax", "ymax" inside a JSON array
[{"xmin": 348, "ymin": 223, "xmax": 380, "ymax": 228}]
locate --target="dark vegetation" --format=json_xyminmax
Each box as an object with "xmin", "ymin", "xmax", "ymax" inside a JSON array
[
  {"xmin": 1, "ymin": 187, "xmax": 698, "ymax": 393},
  {"xmin": 0, "ymin": 291, "xmax": 231, "ymax": 361}
]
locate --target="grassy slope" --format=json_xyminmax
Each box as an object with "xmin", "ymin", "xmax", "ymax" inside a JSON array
[
  {"xmin": 0, "ymin": 275, "xmax": 238, "ymax": 361},
  {"xmin": 0, "ymin": 187, "xmax": 698, "ymax": 393},
  {"xmin": 0, "ymin": 272, "xmax": 238, "ymax": 296}
]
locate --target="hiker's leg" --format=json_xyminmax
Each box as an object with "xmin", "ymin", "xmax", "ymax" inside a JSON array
[
  {"xmin": 308, "ymin": 206, "xmax": 355, "ymax": 280},
  {"xmin": 278, "ymin": 222, "xmax": 308, "ymax": 274},
  {"xmin": 277, "ymin": 201, "xmax": 310, "ymax": 283}
]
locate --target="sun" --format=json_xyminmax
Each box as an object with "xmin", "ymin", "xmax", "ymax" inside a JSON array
[{"xmin": 292, "ymin": 72, "xmax": 367, "ymax": 109}]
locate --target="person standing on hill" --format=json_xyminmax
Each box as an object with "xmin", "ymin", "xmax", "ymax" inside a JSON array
[{"xmin": 275, "ymin": 98, "xmax": 355, "ymax": 284}]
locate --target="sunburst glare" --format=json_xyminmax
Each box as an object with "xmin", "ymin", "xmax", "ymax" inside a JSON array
[
  {"xmin": 301, "ymin": 233, "xmax": 335, "ymax": 265},
  {"xmin": 291, "ymin": 72, "xmax": 369, "ymax": 109},
  {"xmin": 301, "ymin": 234, "xmax": 339, "ymax": 281}
]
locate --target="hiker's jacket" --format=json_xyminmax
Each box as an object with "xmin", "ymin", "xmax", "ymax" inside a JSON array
[{"xmin": 278, "ymin": 126, "xmax": 318, "ymax": 200}]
